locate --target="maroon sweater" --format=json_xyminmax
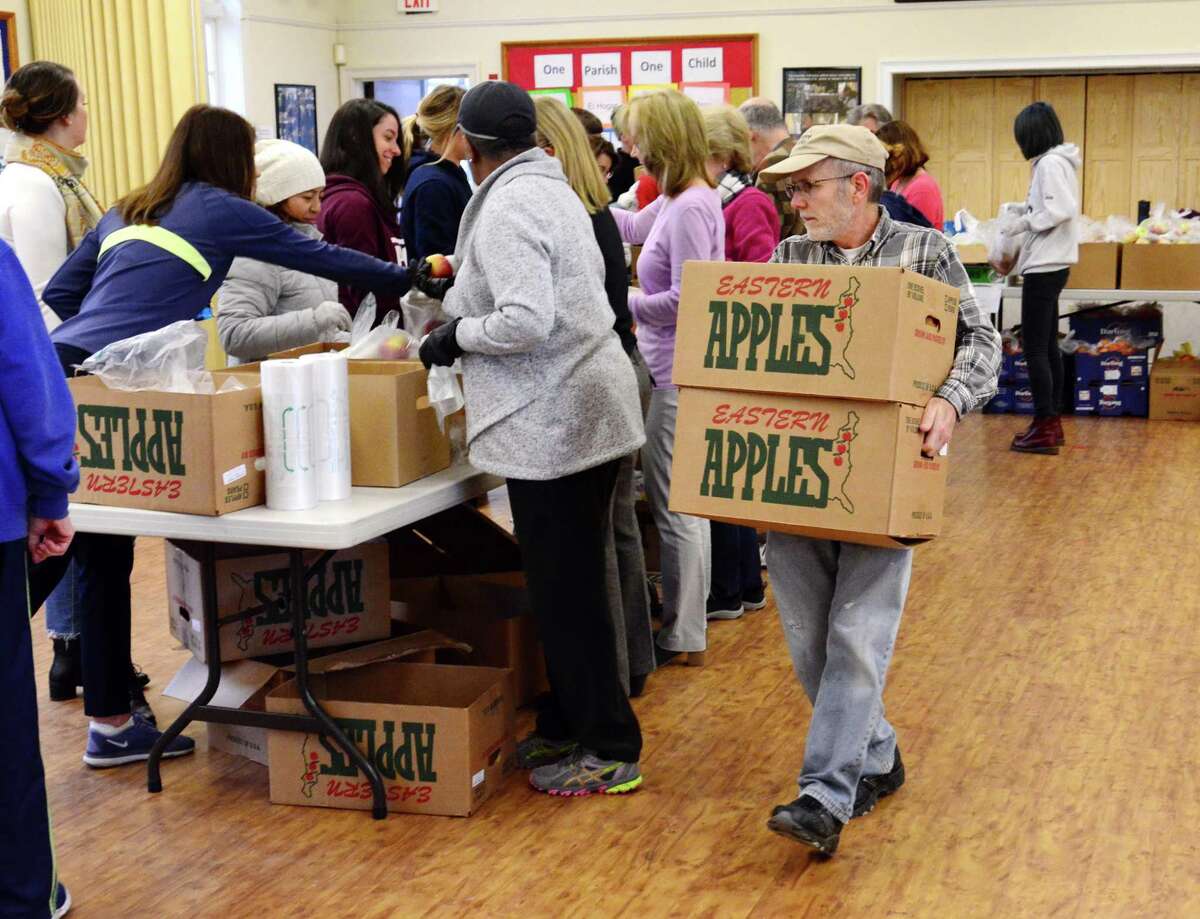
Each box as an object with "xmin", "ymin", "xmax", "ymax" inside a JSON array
[{"xmin": 317, "ymin": 174, "xmax": 404, "ymax": 318}]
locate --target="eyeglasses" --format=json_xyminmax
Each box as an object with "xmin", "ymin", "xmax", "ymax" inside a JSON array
[{"xmin": 783, "ymin": 173, "xmax": 859, "ymax": 199}]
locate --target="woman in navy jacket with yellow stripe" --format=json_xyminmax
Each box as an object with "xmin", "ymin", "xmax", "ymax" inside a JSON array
[{"xmin": 41, "ymin": 105, "xmax": 409, "ymax": 769}]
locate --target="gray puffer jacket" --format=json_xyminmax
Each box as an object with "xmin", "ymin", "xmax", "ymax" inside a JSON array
[
  {"xmin": 216, "ymin": 222, "xmax": 338, "ymax": 363},
  {"xmin": 444, "ymin": 147, "xmax": 644, "ymax": 481}
]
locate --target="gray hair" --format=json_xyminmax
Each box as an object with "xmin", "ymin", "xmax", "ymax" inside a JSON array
[
  {"xmin": 846, "ymin": 103, "xmax": 893, "ymax": 128},
  {"xmin": 826, "ymin": 156, "xmax": 886, "ymax": 203},
  {"xmin": 738, "ymin": 100, "xmax": 787, "ymax": 133}
]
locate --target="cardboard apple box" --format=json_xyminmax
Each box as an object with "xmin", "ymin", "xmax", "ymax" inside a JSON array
[
  {"xmin": 1120, "ymin": 244, "xmax": 1200, "ymax": 291},
  {"xmin": 266, "ymin": 661, "xmax": 515, "ymax": 817},
  {"xmin": 69, "ymin": 374, "xmax": 265, "ymax": 515},
  {"xmin": 162, "ymin": 631, "xmax": 470, "ymax": 766},
  {"xmin": 1149, "ymin": 353, "xmax": 1200, "ymax": 421},
  {"xmin": 165, "ymin": 539, "xmax": 391, "ymax": 663},
  {"xmin": 672, "ymin": 261, "xmax": 959, "ymax": 405},
  {"xmin": 1065, "ymin": 242, "xmax": 1120, "ymax": 290},
  {"xmin": 668, "ymin": 386, "xmax": 947, "ymax": 548}
]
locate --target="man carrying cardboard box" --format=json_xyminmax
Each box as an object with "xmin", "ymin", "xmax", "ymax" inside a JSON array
[{"xmin": 756, "ymin": 125, "xmax": 1000, "ymax": 855}]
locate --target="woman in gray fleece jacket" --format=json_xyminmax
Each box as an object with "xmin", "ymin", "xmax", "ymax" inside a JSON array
[
  {"xmin": 217, "ymin": 140, "xmax": 353, "ymax": 363},
  {"xmin": 415, "ymin": 81, "xmax": 647, "ymax": 798}
]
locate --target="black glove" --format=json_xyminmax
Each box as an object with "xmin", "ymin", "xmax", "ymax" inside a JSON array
[
  {"xmin": 413, "ymin": 256, "xmax": 456, "ymax": 300},
  {"xmin": 419, "ymin": 317, "xmax": 463, "ymax": 369}
]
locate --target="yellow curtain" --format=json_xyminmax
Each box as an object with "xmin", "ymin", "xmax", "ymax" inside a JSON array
[{"xmin": 28, "ymin": 0, "xmax": 206, "ymax": 208}]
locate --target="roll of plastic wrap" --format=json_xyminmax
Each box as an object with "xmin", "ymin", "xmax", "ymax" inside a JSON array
[
  {"xmin": 261, "ymin": 359, "xmax": 318, "ymax": 511},
  {"xmin": 299, "ymin": 351, "xmax": 352, "ymax": 501}
]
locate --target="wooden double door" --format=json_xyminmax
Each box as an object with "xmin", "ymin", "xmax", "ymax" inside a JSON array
[{"xmin": 903, "ymin": 72, "xmax": 1200, "ymax": 221}]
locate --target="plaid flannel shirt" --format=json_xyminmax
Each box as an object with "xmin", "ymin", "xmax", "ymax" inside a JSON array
[{"xmin": 771, "ymin": 208, "xmax": 1001, "ymax": 417}]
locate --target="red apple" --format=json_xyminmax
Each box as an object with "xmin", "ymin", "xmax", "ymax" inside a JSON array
[
  {"xmin": 842, "ymin": 432, "xmax": 851, "ymax": 441},
  {"xmin": 425, "ymin": 254, "xmax": 453, "ymax": 278},
  {"xmin": 836, "ymin": 444, "xmax": 846, "ymax": 454},
  {"xmin": 842, "ymin": 296, "xmax": 854, "ymax": 307},
  {"xmin": 377, "ymin": 332, "xmax": 413, "ymax": 360},
  {"xmin": 834, "ymin": 457, "xmax": 843, "ymax": 466},
  {"xmin": 838, "ymin": 309, "xmax": 848, "ymax": 319},
  {"xmin": 835, "ymin": 322, "xmax": 845, "ymax": 332}
]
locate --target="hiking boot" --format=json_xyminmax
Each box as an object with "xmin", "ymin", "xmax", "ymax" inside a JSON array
[
  {"xmin": 529, "ymin": 749, "xmax": 642, "ymax": 797},
  {"xmin": 515, "ymin": 733, "xmax": 578, "ymax": 770},
  {"xmin": 767, "ymin": 794, "xmax": 843, "ymax": 855},
  {"xmin": 1011, "ymin": 417, "xmax": 1060, "ymax": 455},
  {"xmin": 852, "ymin": 746, "xmax": 906, "ymax": 817},
  {"xmin": 1051, "ymin": 415, "xmax": 1065, "ymax": 446}
]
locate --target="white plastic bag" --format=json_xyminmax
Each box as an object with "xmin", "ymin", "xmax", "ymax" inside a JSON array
[
  {"xmin": 426, "ymin": 363, "xmax": 464, "ymax": 433},
  {"xmin": 401, "ymin": 289, "xmax": 451, "ymax": 338},
  {"xmin": 78, "ymin": 320, "xmax": 242, "ymax": 393},
  {"xmin": 344, "ymin": 309, "xmax": 417, "ymax": 360}
]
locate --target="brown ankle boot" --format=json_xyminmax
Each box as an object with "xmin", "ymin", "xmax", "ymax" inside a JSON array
[
  {"xmin": 1051, "ymin": 415, "xmax": 1065, "ymax": 446},
  {"xmin": 1011, "ymin": 417, "xmax": 1060, "ymax": 454}
]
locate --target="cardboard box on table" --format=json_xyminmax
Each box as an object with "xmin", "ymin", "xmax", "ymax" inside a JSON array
[
  {"xmin": 1149, "ymin": 354, "xmax": 1200, "ymax": 421},
  {"xmin": 1065, "ymin": 242, "xmax": 1121, "ymax": 290},
  {"xmin": 1119, "ymin": 244, "xmax": 1200, "ymax": 290},
  {"xmin": 673, "ymin": 261, "xmax": 959, "ymax": 405},
  {"xmin": 266, "ymin": 659, "xmax": 514, "ymax": 817},
  {"xmin": 68, "ymin": 374, "xmax": 265, "ymax": 515},
  {"xmin": 162, "ymin": 630, "xmax": 468, "ymax": 766},
  {"xmin": 232, "ymin": 342, "xmax": 451, "ymax": 488},
  {"xmin": 165, "ymin": 539, "xmax": 391, "ymax": 663}
]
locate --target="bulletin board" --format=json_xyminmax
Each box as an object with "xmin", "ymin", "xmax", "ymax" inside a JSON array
[{"xmin": 502, "ymin": 35, "xmax": 758, "ymax": 128}]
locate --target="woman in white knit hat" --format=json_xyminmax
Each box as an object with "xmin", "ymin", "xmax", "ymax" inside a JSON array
[{"xmin": 217, "ymin": 139, "xmax": 353, "ymax": 363}]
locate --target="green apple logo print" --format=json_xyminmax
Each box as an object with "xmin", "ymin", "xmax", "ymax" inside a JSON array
[
  {"xmin": 830, "ymin": 411, "xmax": 860, "ymax": 514},
  {"xmin": 830, "ymin": 277, "xmax": 860, "ymax": 380}
]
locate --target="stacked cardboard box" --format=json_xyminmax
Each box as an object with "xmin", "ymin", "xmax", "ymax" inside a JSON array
[
  {"xmin": 1068, "ymin": 309, "xmax": 1159, "ymax": 418},
  {"xmin": 1149, "ymin": 351, "xmax": 1200, "ymax": 421},
  {"xmin": 667, "ymin": 261, "xmax": 958, "ymax": 548}
]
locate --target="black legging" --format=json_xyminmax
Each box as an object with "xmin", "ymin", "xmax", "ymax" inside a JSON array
[{"xmin": 1020, "ymin": 268, "xmax": 1070, "ymax": 418}]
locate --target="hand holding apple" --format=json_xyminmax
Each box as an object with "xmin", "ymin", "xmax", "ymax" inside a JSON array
[{"xmin": 414, "ymin": 253, "xmax": 456, "ymax": 300}]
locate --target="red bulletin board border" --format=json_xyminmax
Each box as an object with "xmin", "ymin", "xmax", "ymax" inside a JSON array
[{"xmin": 502, "ymin": 35, "xmax": 758, "ymax": 94}]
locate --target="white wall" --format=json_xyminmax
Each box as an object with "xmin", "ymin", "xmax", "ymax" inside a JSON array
[{"xmin": 241, "ymin": 0, "xmax": 340, "ymax": 146}]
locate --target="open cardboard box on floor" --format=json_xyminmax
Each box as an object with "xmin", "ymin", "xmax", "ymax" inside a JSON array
[
  {"xmin": 230, "ymin": 343, "xmax": 451, "ymax": 488},
  {"xmin": 391, "ymin": 572, "xmax": 548, "ymax": 707},
  {"xmin": 165, "ymin": 539, "xmax": 391, "ymax": 663},
  {"xmin": 68, "ymin": 374, "xmax": 265, "ymax": 515},
  {"xmin": 162, "ymin": 630, "xmax": 469, "ymax": 766},
  {"xmin": 668, "ymin": 386, "xmax": 947, "ymax": 548},
  {"xmin": 1149, "ymin": 350, "xmax": 1200, "ymax": 421},
  {"xmin": 672, "ymin": 261, "xmax": 959, "ymax": 404},
  {"xmin": 266, "ymin": 659, "xmax": 515, "ymax": 817}
]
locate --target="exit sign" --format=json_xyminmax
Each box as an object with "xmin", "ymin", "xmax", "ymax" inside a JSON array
[{"xmin": 400, "ymin": 0, "xmax": 439, "ymax": 11}]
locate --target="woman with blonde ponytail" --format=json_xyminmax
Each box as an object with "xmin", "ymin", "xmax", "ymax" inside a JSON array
[{"xmin": 400, "ymin": 84, "xmax": 471, "ymax": 268}]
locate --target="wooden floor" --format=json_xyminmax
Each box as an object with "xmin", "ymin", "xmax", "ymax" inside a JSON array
[{"xmin": 33, "ymin": 413, "xmax": 1200, "ymax": 918}]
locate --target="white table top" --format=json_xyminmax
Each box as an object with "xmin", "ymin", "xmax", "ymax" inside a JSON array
[
  {"xmin": 999, "ymin": 287, "xmax": 1200, "ymax": 302},
  {"xmin": 68, "ymin": 464, "xmax": 504, "ymax": 550}
]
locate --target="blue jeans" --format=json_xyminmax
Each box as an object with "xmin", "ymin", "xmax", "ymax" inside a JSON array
[
  {"xmin": 765, "ymin": 532, "xmax": 912, "ymax": 823},
  {"xmin": 44, "ymin": 559, "xmax": 81, "ymax": 639},
  {"xmin": 709, "ymin": 523, "xmax": 763, "ymax": 607}
]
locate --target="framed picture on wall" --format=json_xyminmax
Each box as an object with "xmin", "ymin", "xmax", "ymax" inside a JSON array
[
  {"xmin": 781, "ymin": 67, "xmax": 862, "ymax": 136},
  {"xmin": 274, "ymin": 83, "xmax": 318, "ymax": 154},
  {"xmin": 1, "ymin": 11, "xmax": 19, "ymax": 82}
]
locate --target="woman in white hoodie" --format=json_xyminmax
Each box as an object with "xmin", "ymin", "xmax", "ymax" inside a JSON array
[
  {"xmin": 217, "ymin": 140, "xmax": 353, "ymax": 363},
  {"xmin": 1004, "ymin": 102, "xmax": 1080, "ymax": 455}
]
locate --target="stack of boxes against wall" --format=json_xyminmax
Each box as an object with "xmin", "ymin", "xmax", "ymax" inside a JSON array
[
  {"xmin": 69, "ymin": 340, "xmax": 547, "ymax": 816},
  {"xmin": 667, "ymin": 260, "xmax": 958, "ymax": 548},
  {"xmin": 955, "ymin": 214, "xmax": 1200, "ymax": 422}
]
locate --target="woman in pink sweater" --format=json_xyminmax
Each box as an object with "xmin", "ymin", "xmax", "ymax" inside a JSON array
[
  {"xmin": 877, "ymin": 120, "xmax": 944, "ymax": 231},
  {"xmin": 611, "ymin": 90, "xmax": 723, "ymax": 667},
  {"xmin": 700, "ymin": 106, "xmax": 779, "ymax": 621}
]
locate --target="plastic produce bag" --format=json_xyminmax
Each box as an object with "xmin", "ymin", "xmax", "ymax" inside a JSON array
[
  {"xmin": 344, "ymin": 308, "xmax": 417, "ymax": 360},
  {"xmin": 426, "ymin": 363, "xmax": 464, "ymax": 433},
  {"xmin": 77, "ymin": 320, "xmax": 244, "ymax": 394},
  {"xmin": 401, "ymin": 289, "xmax": 451, "ymax": 338}
]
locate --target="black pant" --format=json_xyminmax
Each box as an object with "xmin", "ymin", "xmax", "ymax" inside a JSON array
[
  {"xmin": 1021, "ymin": 268, "xmax": 1069, "ymax": 418},
  {"xmin": 1, "ymin": 540, "xmax": 58, "ymax": 917},
  {"xmin": 710, "ymin": 523, "xmax": 764, "ymax": 608},
  {"xmin": 507, "ymin": 460, "xmax": 642, "ymax": 763},
  {"xmin": 55, "ymin": 344, "xmax": 136, "ymax": 718}
]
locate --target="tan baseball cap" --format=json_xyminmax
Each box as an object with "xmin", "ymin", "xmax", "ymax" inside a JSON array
[{"xmin": 759, "ymin": 123, "xmax": 888, "ymax": 180}]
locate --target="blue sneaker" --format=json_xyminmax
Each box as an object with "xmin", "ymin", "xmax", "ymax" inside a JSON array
[
  {"xmin": 53, "ymin": 882, "xmax": 70, "ymax": 918},
  {"xmin": 82, "ymin": 713, "xmax": 195, "ymax": 768}
]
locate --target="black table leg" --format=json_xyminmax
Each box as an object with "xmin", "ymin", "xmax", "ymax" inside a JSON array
[
  {"xmin": 149, "ymin": 541, "xmax": 222, "ymax": 793},
  {"xmin": 287, "ymin": 548, "xmax": 388, "ymax": 820}
]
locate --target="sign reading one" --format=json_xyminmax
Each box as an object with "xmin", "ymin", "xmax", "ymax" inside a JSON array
[
  {"xmin": 630, "ymin": 50, "xmax": 671, "ymax": 82},
  {"xmin": 533, "ymin": 53, "xmax": 574, "ymax": 89}
]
